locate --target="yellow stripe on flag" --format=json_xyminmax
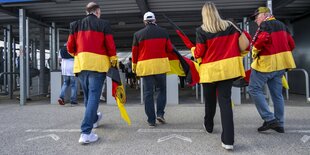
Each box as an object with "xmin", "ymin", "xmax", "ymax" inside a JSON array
[
  {"xmin": 282, "ymin": 75, "xmax": 289, "ymax": 89},
  {"xmin": 114, "ymin": 85, "xmax": 131, "ymax": 126},
  {"xmin": 193, "ymin": 61, "xmax": 200, "ymax": 71},
  {"xmin": 168, "ymin": 60, "xmax": 185, "ymax": 76},
  {"xmin": 116, "ymin": 97, "xmax": 131, "ymax": 126}
]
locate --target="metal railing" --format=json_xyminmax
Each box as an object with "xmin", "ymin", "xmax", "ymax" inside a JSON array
[
  {"xmin": 288, "ymin": 69, "xmax": 309, "ymax": 103},
  {"xmin": 0, "ymin": 72, "xmax": 19, "ymax": 98}
]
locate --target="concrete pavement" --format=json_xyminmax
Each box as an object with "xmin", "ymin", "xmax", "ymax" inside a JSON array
[{"xmin": 0, "ymin": 98, "xmax": 309, "ymax": 155}]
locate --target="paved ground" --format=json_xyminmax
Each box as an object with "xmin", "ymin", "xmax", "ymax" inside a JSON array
[{"xmin": 0, "ymin": 95, "xmax": 310, "ymax": 155}]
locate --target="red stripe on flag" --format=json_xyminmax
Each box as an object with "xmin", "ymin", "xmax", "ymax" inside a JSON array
[
  {"xmin": 176, "ymin": 30, "xmax": 195, "ymax": 49},
  {"xmin": 183, "ymin": 56, "xmax": 200, "ymax": 86},
  {"xmin": 112, "ymin": 81, "xmax": 118, "ymax": 97},
  {"xmin": 244, "ymin": 69, "xmax": 251, "ymax": 83}
]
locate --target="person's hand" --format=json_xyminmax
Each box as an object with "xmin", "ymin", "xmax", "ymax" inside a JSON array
[
  {"xmin": 132, "ymin": 64, "xmax": 137, "ymax": 73},
  {"xmin": 190, "ymin": 47, "xmax": 202, "ymax": 64},
  {"xmin": 251, "ymin": 47, "xmax": 259, "ymax": 59},
  {"xmin": 111, "ymin": 59, "xmax": 118, "ymax": 68},
  {"xmin": 196, "ymin": 58, "xmax": 202, "ymax": 64},
  {"xmin": 110, "ymin": 56, "xmax": 118, "ymax": 68},
  {"xmin": 190, "ymin": 47, "xmax": 196, "ymax": 56},
  {"xmin": 252, "ymin": 52, "xmax": 258, "ymax": 59}
]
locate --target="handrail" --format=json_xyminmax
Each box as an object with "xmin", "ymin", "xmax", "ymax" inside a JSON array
[
  {"xmin": 0, "ymin": 72, "xmax": 20, "ymax": 78},
  {"xmin": 0, "ymin": 72, "xmax": 19, "ymax": 94},
  {"xmin": 289, "ymin": 69, "xmax": 309, "ymax": 103}
]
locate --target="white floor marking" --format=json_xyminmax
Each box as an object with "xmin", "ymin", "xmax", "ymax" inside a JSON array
[
  {"xmin": 287, "ymin": 130, "xmax": 310, "ymax": 133},
  {"xmin": 26, "ymin": 134, "xmax": 60, "ymax": 141},
  {"xmin": 301, "ymin": 135, "xmax": 310, "ymax": 143},
  {"xmin": 137, "ymin": 129, "xmax": 204, "ymax": 133},
  {"xmin": 26, "ymin": 129, "xmax": 95, "ymax": 133},
  {"xmin": 157, "ymin": 134, "xmax": 192, "ymax": 143}
]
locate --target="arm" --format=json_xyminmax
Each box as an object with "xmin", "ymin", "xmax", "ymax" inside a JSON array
[
  {"xmin": 58, "ymin": 50, "xmax": 62, "ymax": 64},
  {"xmin": 131, "ymin": 34, "xmax": 139, "ymax": 73},
  {"xmin": 193, "ymin": 29, "xmax": 207, "ymax": 64},
  {"xmin": 252, "ymin": 23, "xmax": 271, "ymax": 58},
  {"xmin": 288, "ymin": 34, "xmax": 295, "ymax": 51},
  {"xmin": 166, "ymin": 38, "xmax": 174, "ymax": 55},
  {"xmin": 240, "ymin": 31, "xmax": 252, "ymax": 57},
  {"xmin": 67, "ymin": 22, "xmax": 76, "ymax": 56},
  {"xmin": 252, "ymin": 31, "xmax": 270, "ymax": 58},
  {"xmin": 104, "ymin": 22, "xmax": 118, "ymax": 66}
]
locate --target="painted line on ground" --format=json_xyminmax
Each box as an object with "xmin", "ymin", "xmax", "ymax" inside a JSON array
[
  {"xmin": 137, "ymin": 129, "xmax": 205, "ymax": 133},
  {"xmin": 25, "ymin": 129, "xmax": 96, "ymax": 133},
  {"xmin": 287, "ymin": 130, "xmax": 310, "ymax": 133},
  {"xmin": 301, "ymin": 135, "xmax": 310, "ymax": 143},
  {"xmin": 157, "ymin": 134, "xmax": 192, "ymax": 143},
  {"xmin": 26, "ymin": 134, "xmax": 60, "ymax": 141}
]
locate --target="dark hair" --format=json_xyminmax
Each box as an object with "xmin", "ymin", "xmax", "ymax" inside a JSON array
[
  {"xmin": 60, "ymin": 46, "xmax": 73, "ymax": 59},
  {"xmin": 86, "ymin": 2, "xmax": 100, "ymax": 14}
]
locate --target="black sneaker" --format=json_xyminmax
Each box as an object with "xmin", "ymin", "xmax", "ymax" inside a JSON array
[
  {"xmin": 148, "ymin": 122, "xmax": 156, "ymax": 128},
  {"xmin": 272, "ymin": 126, "xmax": 285, "ymax": 133},
  {"xmin": 156, "ymin": 116, "xmax": 166, "ymax": 124},
  {"xmin": 258, "ymin": 119, "xmax": 279, "ymax": 132},
  {"xmin": 203, "ymin": 123, "xmax": 213, "ymax": 133},
  {"xmin": 71, "ymin": 101, "xmax": 78, "ymax": 105}
]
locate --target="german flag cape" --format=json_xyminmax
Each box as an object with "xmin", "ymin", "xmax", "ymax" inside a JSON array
[
  {"xmin": 163, "ymin": 14, "xmax": 199, "ymax": 86},
  {"xmin": 168, "ymin": 48, "xmax": 200, "ymax": 86},
  {"xmin": 107, "ymin": 67, "xmax": 131, "ymax": 125},
  {"xmin": 163, "ymin": 14, "xmax": 195, "ymax": 49}
]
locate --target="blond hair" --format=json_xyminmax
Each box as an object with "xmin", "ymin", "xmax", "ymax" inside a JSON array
[{"xmin": 201, "ymin": 2, "xmax": 230, "ymax": 33}]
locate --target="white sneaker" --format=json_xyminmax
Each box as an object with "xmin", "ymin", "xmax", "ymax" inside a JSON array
[
  {"xmin": 78, "ymin": 132, "xmax": 99, "ymax": 144},
  {"xmin": 222, "ymin": 142, "xmax": 233, "ymax": 150},
  {"xmin": 93, "ymin": 112, "xmax": 102, "ymax": 128},
  {"xmin": 100, "ymin": 96, "xmax": 106, "ymax": 101}
]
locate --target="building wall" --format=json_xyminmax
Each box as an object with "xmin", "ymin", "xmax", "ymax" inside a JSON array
[{"xmin": 290, "ymin": 16, "xmax": 310, "ymax": 94}]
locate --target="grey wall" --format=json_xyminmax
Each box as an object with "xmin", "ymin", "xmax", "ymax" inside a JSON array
[{"xmin": 289, "ymin": 16, "xmax": 310, "ymax": 94}]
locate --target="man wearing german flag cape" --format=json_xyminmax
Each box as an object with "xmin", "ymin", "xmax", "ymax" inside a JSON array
[
  {"xmin": 248, "ymin": 7, "xmax": 296, "ymax": 133},
  {"xmin": 67, "ymin": 2, "xmax": 118, "ymax": 144},
  {"xmin": 107, "ymin": 67, "xmax": 131, "ymax": 126},
  {"xmin": 132, "ymin": 11, "xmax": 173, "ymax": 127}
]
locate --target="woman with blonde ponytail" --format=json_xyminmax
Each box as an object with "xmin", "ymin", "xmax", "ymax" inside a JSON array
[{"xmin": 192, "ymin": 1, "xmax": 250, "ymax": 150}]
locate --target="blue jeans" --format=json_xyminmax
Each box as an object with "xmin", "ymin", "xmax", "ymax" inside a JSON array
[
  {"xmin": 78, "ymin": 71, "xmax": 105, "ymax": 134},
  {"xmin": 248, "ymin": 69, "xmax": 285, "ymax": 127},
  {"xmin": 143, "ymin": 74, "xmax": 166, "ymax": 124},
  {"xmin": 59, "ymin": 75, "xmax": 77, "ymax": 103}
]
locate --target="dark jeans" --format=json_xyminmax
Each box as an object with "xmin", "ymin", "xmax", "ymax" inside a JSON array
[
  {"xmin": 143, "ymin": 74, "xmax": 166, "ymax": 124},
  {"xmin": 179, "ymin": 76, "xmax": 185, "ymax": 88},
  {"xmin": 59, "ymin": 75, "xmax": 77, "ymax": 103},
  {"xmin": 203, "ymin": 79, "xmax": 234, "ymax": 145},
  {"xmin": 78, "ymin": 71, "xmax": 105, "ymax": 134}
]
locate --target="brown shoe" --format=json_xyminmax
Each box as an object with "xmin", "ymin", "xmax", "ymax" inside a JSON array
[{"xmin": 58, "ymin": 98, "xmax": 65, "ymax": 105}]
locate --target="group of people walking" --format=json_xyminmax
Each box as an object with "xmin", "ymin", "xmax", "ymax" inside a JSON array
[{"xmin": 59, "ymin": 1, "xmax": 296, "ymax": 150}]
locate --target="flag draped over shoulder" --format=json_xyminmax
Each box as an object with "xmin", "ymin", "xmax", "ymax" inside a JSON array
[
  {"xmin": 107, "ymin": 67, "xmax": 131, "ymax": 126},
  {"xmin": 163, "ymin": 14, "xmax": 199, "ymax": 86}
]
